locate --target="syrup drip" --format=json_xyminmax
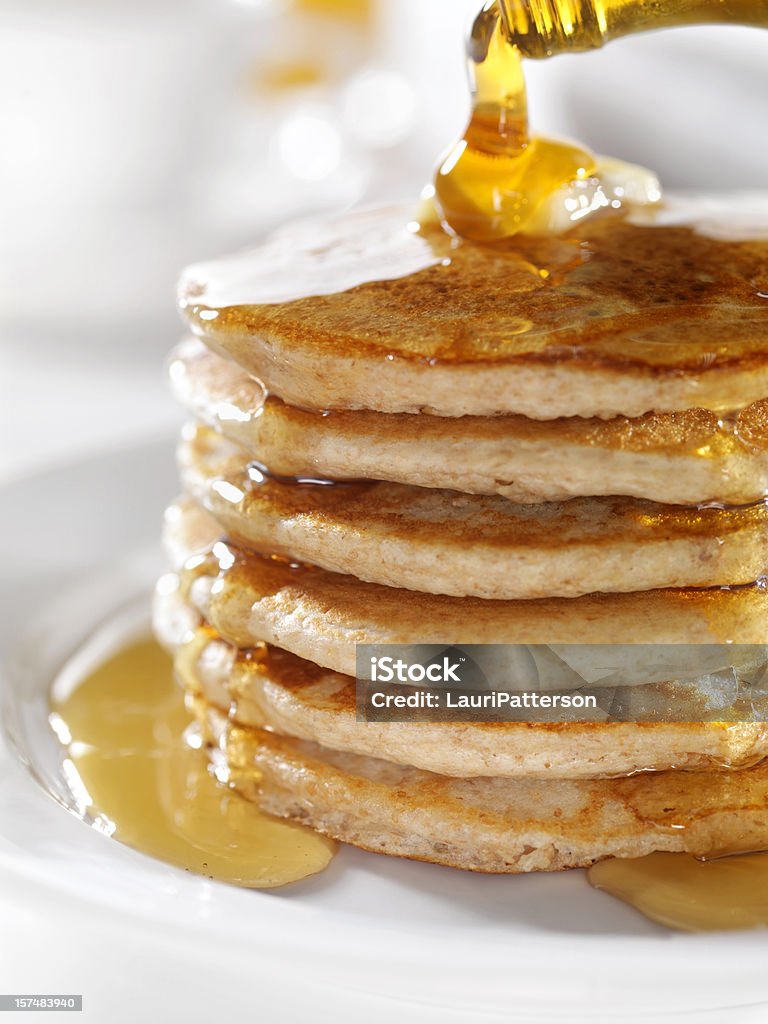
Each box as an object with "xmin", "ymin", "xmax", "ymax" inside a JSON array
[
  {"xmin": 163, "ymin": 0, "xmax": 768, "ymax": 924},
  {"xmin": 179, "ymin": 206, "xmax": 768, "ymax": 413},
  {"xmin": 241, "ymin": 451, "xmax": 768, "ymax": 511},
  {"xmin": 435, "ymin": 4, "xmax": 599, "ymax": 241},
  {"xmin": 588, "ymin": 852, "xmax": 768, "ymax": 931},
  {"xmin": 247, "ymin": 459, "xmax": 366, "ymax": 489},
  {"xmin": 176, "ymin": 619, "xmax": 768, "ymax": 931},
  {"xmin": 433, "ymin": 0, "xmax": 662, "ymax": 240},
  {"xmin": 435, "ymin": 0, "xmax": 768, "ymax": 241},
  {"xmin": 169, "ymin": 340, "xmax": 768, "ymax": 506},
  {"xmin": 175, "ymin": 524, "xmax": 768, "ymax": 651},
  {"xmin": 49, "ymin": 637, "xmax": 335, "ymax": 887}
]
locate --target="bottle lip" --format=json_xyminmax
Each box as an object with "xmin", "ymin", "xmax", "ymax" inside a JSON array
[
  {"xmin": 497, "ymin": 0, "xmax": 605, "ymax": 58},
  {"xmin": 468, "ymin": 2, "xmax": 502, "ymax": 64}
]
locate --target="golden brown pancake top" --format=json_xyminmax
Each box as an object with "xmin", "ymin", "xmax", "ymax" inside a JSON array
[{"xmin": 181, "ymin": 203, "xmax": 768, "ymax": 373}]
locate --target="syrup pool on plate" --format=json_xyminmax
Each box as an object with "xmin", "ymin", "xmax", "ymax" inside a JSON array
[
  {"xmin": 44, "ymin": 0, "xmax": 768, "ymax": 925},
  {"xmin": 588, "ymin": 852, "xmax": 768, "ymax": 932},
  {"xmin": 48, "ymin": 636, "xmax": 335, "ymax": 888}
]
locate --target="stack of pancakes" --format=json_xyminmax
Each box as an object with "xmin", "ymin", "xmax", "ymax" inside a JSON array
[{"xmin": 154, "ymin": 201, "xmax": 768, "ymax": 873}]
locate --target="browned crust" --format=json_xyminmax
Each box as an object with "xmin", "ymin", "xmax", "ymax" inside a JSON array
[{"xmin": 195, "ymin": 701, "xmax": 768, "ymax": 873}]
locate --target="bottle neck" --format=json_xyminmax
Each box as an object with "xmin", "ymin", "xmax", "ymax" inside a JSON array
[{"xmin": 498, "ymin": 0, "xmax": 768, "ymax": 58}]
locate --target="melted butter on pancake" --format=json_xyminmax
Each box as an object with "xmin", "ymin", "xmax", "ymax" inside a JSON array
[{"xmin": 179, "ymin": 204, "xmax": 449, "ymax": 309}]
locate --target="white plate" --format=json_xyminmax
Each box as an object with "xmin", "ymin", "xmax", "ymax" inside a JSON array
[{"xmin": 1, "ymin": 438, "xmax": 768, "ymax": 1024}]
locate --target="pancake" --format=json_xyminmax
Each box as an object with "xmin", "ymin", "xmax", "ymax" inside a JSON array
[
  {"xmin": 153, "ymin": 580, "xmax": 768, "ymax": 780},
  {"xmin": 196, "ymin": 699, "xmax": 768, "ymax": 873},
  {"xmin": 170, "ymin": 339, "xmax": 768, "ymax": 506},
  {"xmin": 178, "ymin": 198, "xmax": 768, "ymax": 420},
  {"xmin": 164, "ymin": 499, "xmax": 768, "ymax": 675},
  {"xmin": 179, "ymin": 424, "xmax": 768, "ymax": 599}
]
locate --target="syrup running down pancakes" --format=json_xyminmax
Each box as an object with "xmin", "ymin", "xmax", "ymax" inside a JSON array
[
  {"xmin": 178, "ymin": 422, "xmax": 768, "ymax": 600},
  {"xmin": 39, "ymin": 0, "xmax": 768, "ymax": 930},
  {"xmin": 153, "ymin": 570, "xmax": 768, "ymax": 782},
  {"xmin": 146, "ymin": 189, "xmax": 768, "ymax": 898},
  {"xmin": 178, "ymin": 200, "xmax": 768, "ymax": 419},
  {"xmin": 171, "ymin": 337, "xmax": 768, "ymax": 506}
]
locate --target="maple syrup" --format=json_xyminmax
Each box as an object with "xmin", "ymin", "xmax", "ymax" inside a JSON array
[
  {"xmin": 49, "ymin": 637, "xmax": 335, "ymax": 887},
  {"xmin": 434, "ymin": 0, "xmax": 646, "ymax": 239},
  {"xmin": 176, "ymin": 422, "xmax": 768, "ymax": 604},
  {"xmin": 170, "ymin": 338, "xmax": 768, "ymax": 506},
  {"xmin": 588, "ymin": 852, "xmax": 768, "ymax": 931},
  {"xmin": 179, "ymin": 200, "xmax": 768, "ymax": 422},
  {"xmin": 435, "ymin": 3, "xmax": 600, "ymax": 240},
  {"xmin": 172, "ymin": 518, "xmax": 768, "ymax": 656},
  {"xmin": 435, "ymin": 0, "xmax": 768, "ymax": 240},
  {"xmin": 97, "ymin": 0, "xmax": 768, "ymax": 925}
]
